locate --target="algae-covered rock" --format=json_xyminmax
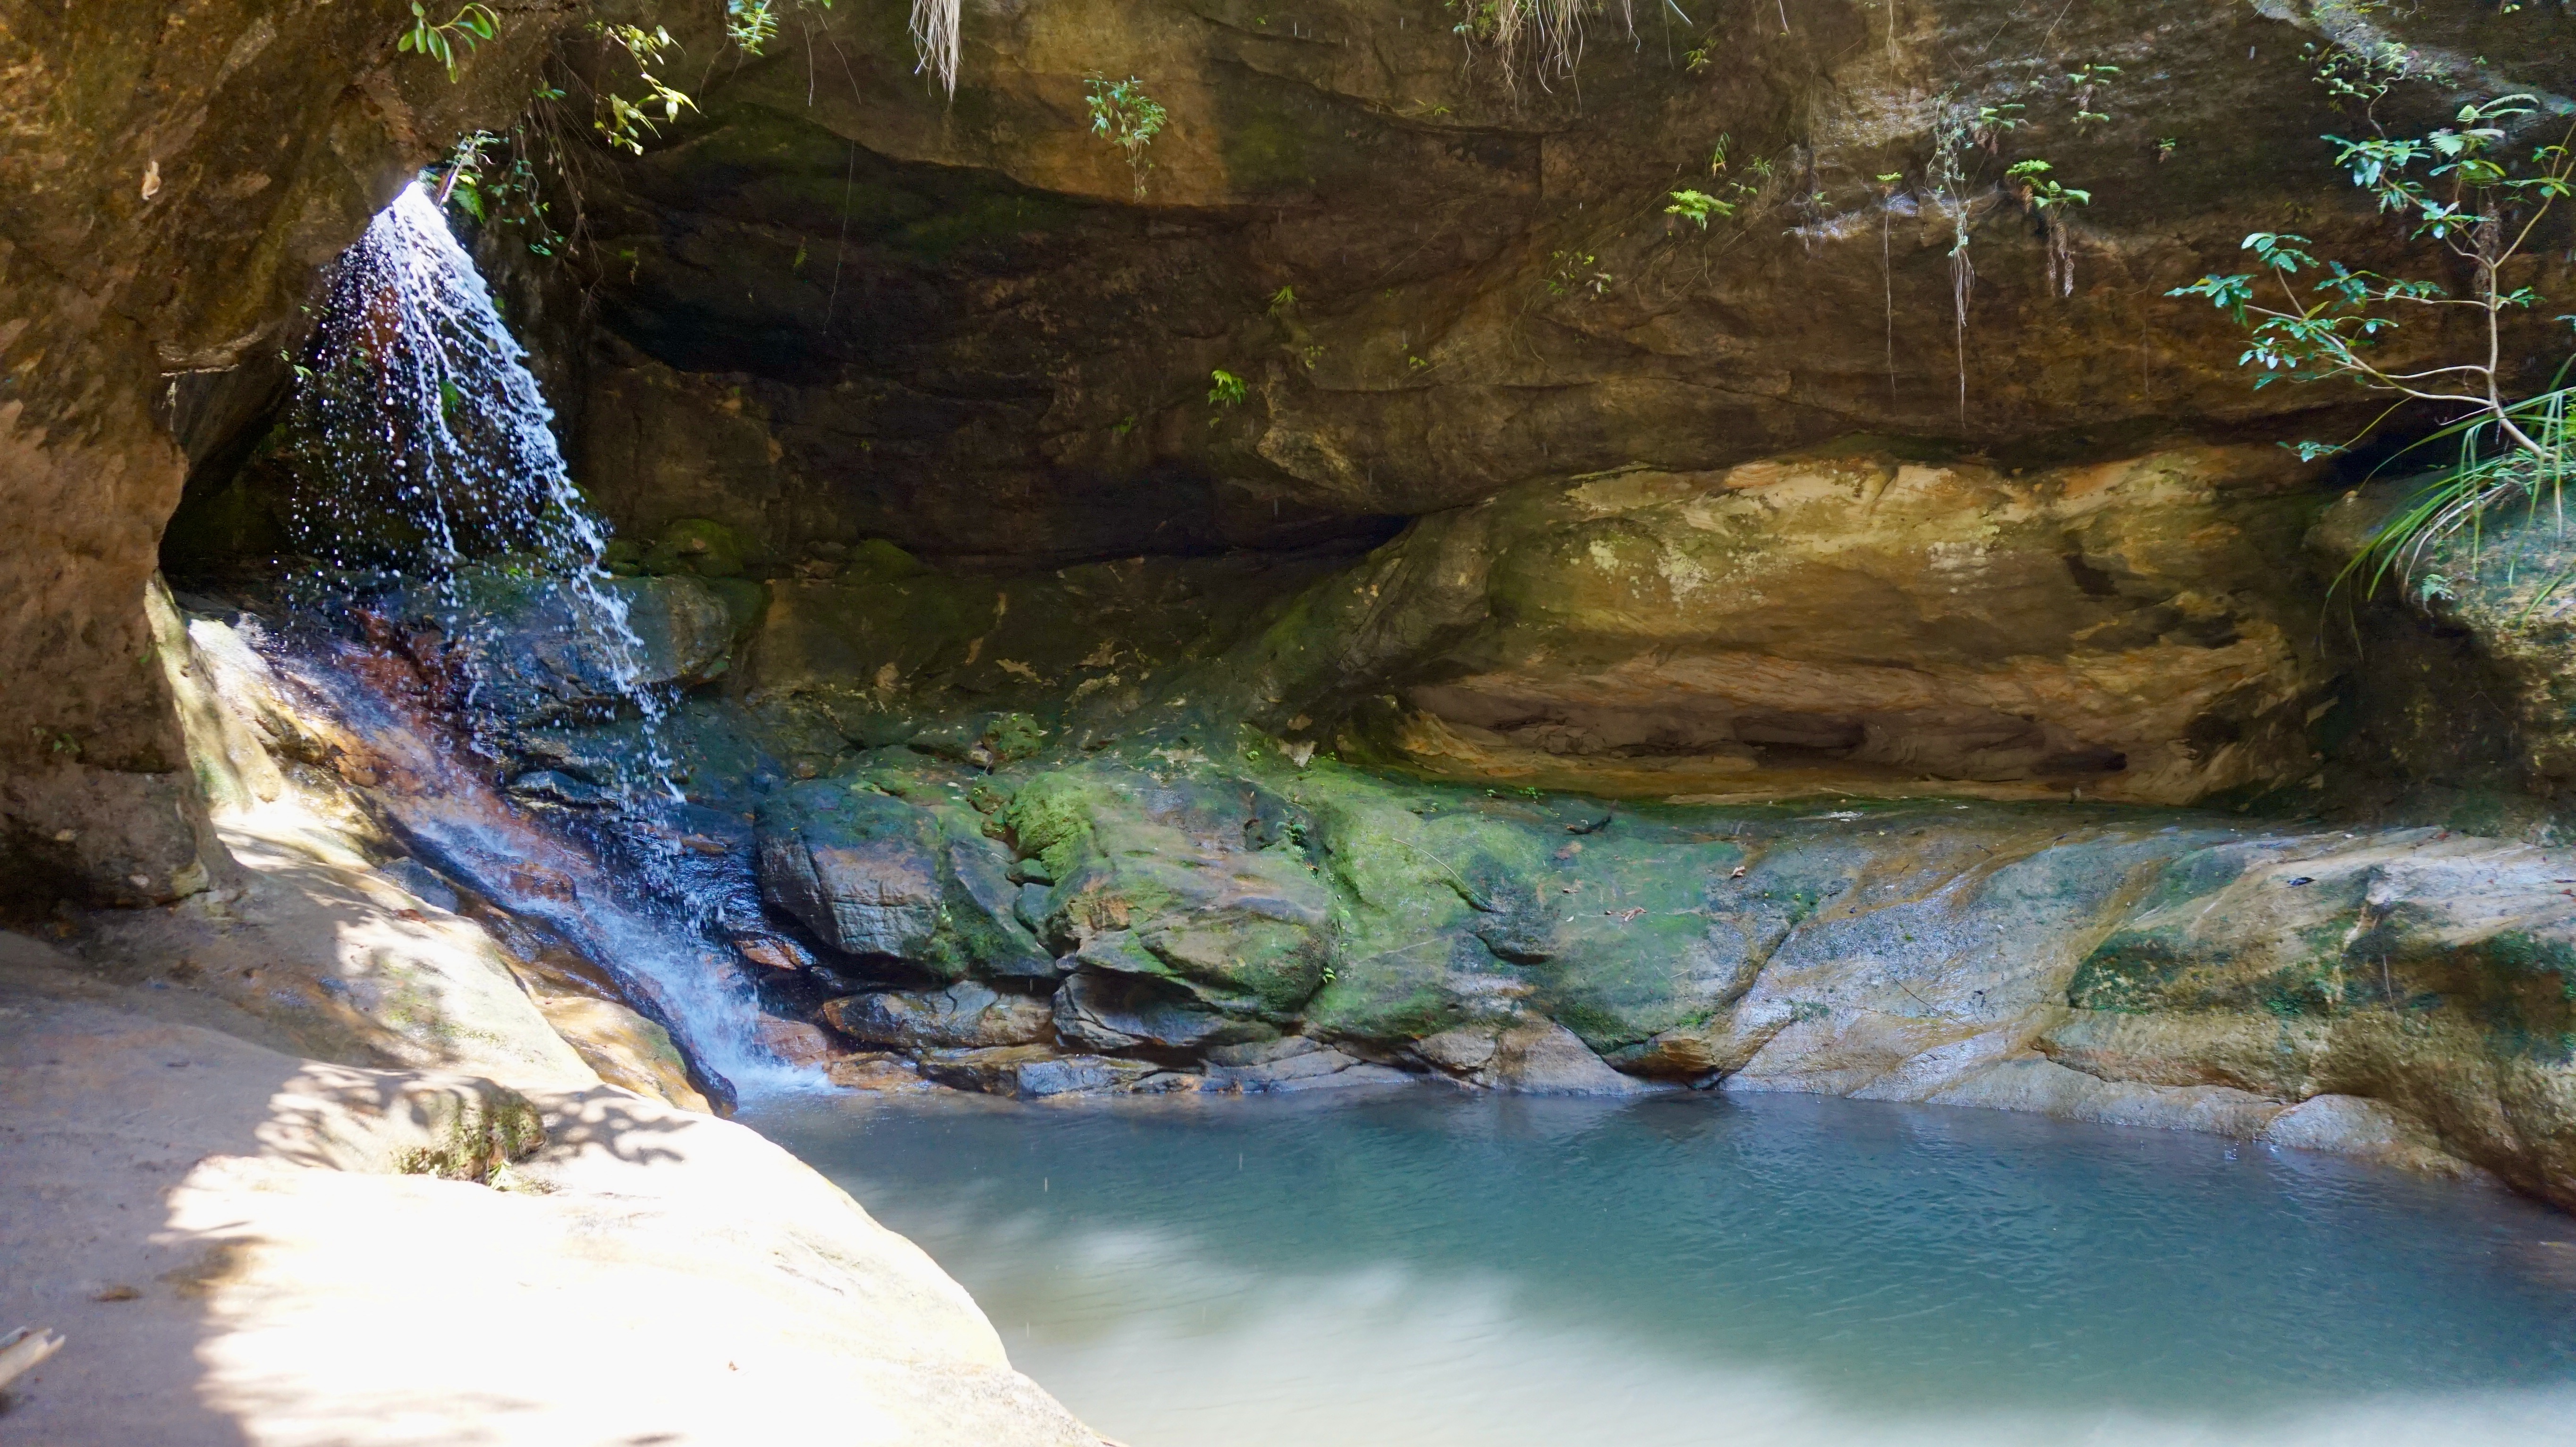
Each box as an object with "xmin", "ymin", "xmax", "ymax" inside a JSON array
[
  {"xmin": 756, "ymin": 780, "xmax": 1053, "ymax": 978},
  {"xmin": 712, "ymin": 712, "xmax": 2576, "ymax": 1202},
  {"xmin": 1007, "ymin": 763, "xmax": 1333, "ymax": 1017},
  {"xmin": 641, "ymin": 518, "xmax": 749, "ymax": 579}
]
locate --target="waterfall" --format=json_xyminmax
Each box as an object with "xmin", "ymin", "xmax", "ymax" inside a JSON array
[{"xmin": 270, "ymin": 183, "xmax": 805, "ymax": 1098}]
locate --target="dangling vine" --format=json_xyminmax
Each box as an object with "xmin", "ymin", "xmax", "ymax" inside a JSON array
[{"xmin": 1928, "ymin": 106, "xmax": 1981, "ymax": 425}]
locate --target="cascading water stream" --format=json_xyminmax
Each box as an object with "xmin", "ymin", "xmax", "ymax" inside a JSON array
[{"xmin": 269, "ymin": 183, "xmax": 807, "ymax": 1098}]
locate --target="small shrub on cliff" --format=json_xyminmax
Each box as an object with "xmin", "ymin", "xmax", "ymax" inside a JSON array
[
  {"xmin": 2170, "ymin": 59, "xmax": 2576, "ymax": 600},
  {"xmin": 1085, "ymin": 75, "xmax": 1168, "ymax": 200}
]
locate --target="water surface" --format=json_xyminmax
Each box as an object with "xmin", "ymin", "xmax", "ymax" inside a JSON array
[{"xmin": 749, "ymin": 1089, "xmax": 2576, "ymax": 1447}]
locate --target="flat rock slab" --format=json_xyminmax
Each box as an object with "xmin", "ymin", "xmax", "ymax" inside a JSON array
[{"xmin": 0, "ymin": 943, "xmax": 1102, "ymax": 1447}]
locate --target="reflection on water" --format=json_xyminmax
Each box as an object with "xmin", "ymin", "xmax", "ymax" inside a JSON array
[{"xmin": 749, "ymin": 1089, "xmax": 2576, "ymax": 1447}]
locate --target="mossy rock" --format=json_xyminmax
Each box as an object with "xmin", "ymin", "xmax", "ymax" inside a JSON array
[
  {"xmin": 1006, "ymin": 762, "xmax": 1333, "ymax": 1016},
  {"xmin": 393, "ymin": 1088, "xmax": 547, "ymax": 1183},
  {"xmin": 756, "ymin": 779, "xmax": 1052, "ymax": 980},
  {"xmin": 643, "ymin": 518, "xmax": 749, "ymax": 579},
  {"xmin": 846, "ymin": 538, "xmax": 928, "ymax": 582}
]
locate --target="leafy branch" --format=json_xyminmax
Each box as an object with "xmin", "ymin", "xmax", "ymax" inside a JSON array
[
  {"xmin": 398, "ymin": 2, "xmax": 499, "ymax": 80},
  {"xmin": 2170, "ymin": 77, "xmax": 2576, "ymax": 597},
  {"xmin": 586, "ymin": 23, "xmax": 695, "ymax": 155}
]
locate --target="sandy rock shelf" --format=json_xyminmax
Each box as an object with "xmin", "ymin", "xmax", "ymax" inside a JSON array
[{"xmin": 0, "ymin": 940, "xmax": 1102, "ymax": 1447}]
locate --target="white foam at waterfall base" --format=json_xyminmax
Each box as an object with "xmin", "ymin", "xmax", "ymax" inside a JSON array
[{"xmin": 269, "ymin": 184, "xmax": 813, "ymax": 1098}]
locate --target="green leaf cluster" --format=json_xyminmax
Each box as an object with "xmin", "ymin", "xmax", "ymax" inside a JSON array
[
  {"xmin": 398, "ymin": 2, "xmax": 498, "ymax": 80},
  {"xmin": 1085, "ymin": 74, "xmax": 1168, "ymax": 200}
]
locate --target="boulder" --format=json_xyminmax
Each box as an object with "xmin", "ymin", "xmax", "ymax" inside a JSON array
[
  {"xmin": 821, "ymin": 983, "xmax": 1054, "ymax": 1051},
  {"xmin": 1207, "ymin": 1041, "xmax": 1415, "ymax": 1093},
  {"xmin": 2312, "ymin": 481, "xmax": 2576, "ymax": 801},
  {"xmin": 824, "ymin": 1052, "xmax": 937, "ymax": 1093},
  {"xmin": 1051, "ymin": 969, "xmax": 1250, "ymax": 1053},
  {"xmin": 379, "ymin": 570, "xmax": 758, "ymax": 730},
  {"xmin": 1008, "ymin": 764, "xmax": 1333, "ymax": 1016},
  {"xmin": 757, "ymin": 782, "xmax": 1052, "ymax": 977},
  {"xmin": 1415, "ymin": 1021, "xmax": 1651, "ymax": 1095},
  {"xmin": 915, "ymin": 1045, "xmax": 1170, "ymax": 1098}
]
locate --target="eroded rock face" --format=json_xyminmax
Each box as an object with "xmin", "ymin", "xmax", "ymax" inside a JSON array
[
  {"xmin": 546, "ymin": 0, "xmax": 2572, "ymax": 570},
  {"xmin": 1254, "ymin": 445, "xmax": 2334, "ymax": 805},
  {"xmin": 605, "ymin": 442, "xmax": 2344, "ymax": 806},
  {"xmin": 0, "ymin": 1, "xmax": 562, "ymax": 906}
]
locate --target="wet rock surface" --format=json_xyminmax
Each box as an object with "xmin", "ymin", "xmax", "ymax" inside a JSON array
[
  {"xmin": 592, "ymin": 682, "xmax": 2574, "ymax": 1199},
  {"xmin": 143, "ymin": 553, "xmax": 2576, "ymax": 1205}
]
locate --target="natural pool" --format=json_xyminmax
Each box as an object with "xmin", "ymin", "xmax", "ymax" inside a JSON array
[{"xmin": 747, "ymin": 1088, "xmax": 2576, "ymax": 1447}]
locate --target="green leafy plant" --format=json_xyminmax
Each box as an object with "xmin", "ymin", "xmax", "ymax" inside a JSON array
[
  {"xmin": 432, "ymin": 130, "xmax": 569, "ymax": 256},
  {"xmin": 587, "ymin": 23, "xmax": 695, "ymax": 154},
  {"xmin": 1085, "ymin": 74, "xmax": 1167, "ymax": 200},
  {"xmin": 725, "ymin": 0, "xmax": 784, "ymax": 51},
  {"xmin": 2008, "ymin": 159, "xmax": 2093, "ymax": 296},
  {"xmin": 399, "ymin": 1, "xmax": 499, "ymax": 80},
  {"xmin": 2170, "ymin": 66, "xmax": 2576, "ymax": 601},
  {"xmin": 1664, "ymin": 189, "xmax": 1732, "ymax": 229},
  {"xmin": 2066, "ymin": 62, "xmax": 2120, "ymax": 128},
  {"xmin": 1208, "ymin": 369, "xmax": 1248, "ymax": 407},
  {"xmin": 1972, "ymin": 102, "xmax": 2024, "ymax": 147}
]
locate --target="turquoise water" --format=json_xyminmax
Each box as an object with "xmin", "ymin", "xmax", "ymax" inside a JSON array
[{"xmin": 748, "ymin": 1089, "xmax": 2576, "ymax": 1446}]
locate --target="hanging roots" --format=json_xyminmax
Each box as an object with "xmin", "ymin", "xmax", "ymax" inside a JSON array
[
  {"xmin": 2043, "ymin": 213, "xmax": 2075, "ymax": 297},
  {"xmin": 1476, "ymin": 0, "xmax": 1595, "ymax": 92},
  {"xmin": 910, "ymin": 0, "xmax": 959, "ymax": 95},
  {"xmin": 1949, "ymin": 231, "xmax": 1975, "ymax": 426}
]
